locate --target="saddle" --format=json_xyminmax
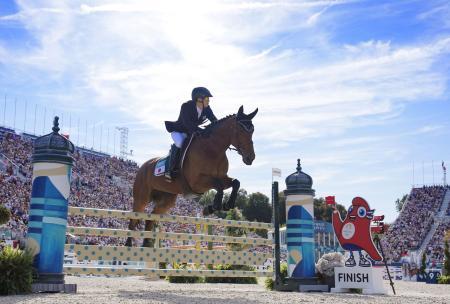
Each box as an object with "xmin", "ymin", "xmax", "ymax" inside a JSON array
[{"xmin": 154, "ymin": 135, "xmax": 193, "ymax": 177}]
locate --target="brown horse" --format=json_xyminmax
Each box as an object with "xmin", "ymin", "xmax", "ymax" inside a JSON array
[{"xmin": 125, "ymin": 106, "xmax": 258, "ymax": 247}]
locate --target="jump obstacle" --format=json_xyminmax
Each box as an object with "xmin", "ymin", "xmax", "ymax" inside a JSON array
[
  {"xmin": 27, "ymin": 117, "xmax": 322, "ymax": 292},
  {"xmin": 64, "ymin": 206, "xmax": 274, "ymax": 278}
]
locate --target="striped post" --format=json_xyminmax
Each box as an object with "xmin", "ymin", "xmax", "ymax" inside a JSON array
[
  {"xmin": 26, "ymin": 117, "xmax": 75, "ymax": 288},
  {"xmin": 284, "ymin": 159, "xmax": 316, "ymax": 278}
]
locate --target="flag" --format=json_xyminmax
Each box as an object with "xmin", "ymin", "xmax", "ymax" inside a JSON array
[
  {"xmin": 272, "ymin": 168, "xmax": 281, "ymax": 177},
  {"xmin": 325, "ymin": 196, "xmax": 336, "ymax": 205},
  {"xmin": 443, "ymin": 161, "xmax": 446, "ymax": 171}
]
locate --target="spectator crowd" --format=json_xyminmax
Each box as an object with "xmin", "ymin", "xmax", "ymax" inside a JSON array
[
  {"xmin": 422, "ymin": 220, "xmax": 450, "ymax": 267},
  {"xmin": 381, "ymin": 185, "xmax": 449, "ymax": 263}
]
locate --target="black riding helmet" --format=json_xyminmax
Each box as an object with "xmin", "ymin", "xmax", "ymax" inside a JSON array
[{"xmin": 192, "ymin": 87, "xmax": 213, "ymax": 102}]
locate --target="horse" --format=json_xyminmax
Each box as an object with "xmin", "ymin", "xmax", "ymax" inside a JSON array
[{"xmin": 125, "ymin": 105, "xmax": 258, "ymax": 247}]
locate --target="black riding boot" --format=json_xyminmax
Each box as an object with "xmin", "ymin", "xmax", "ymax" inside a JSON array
[{"xmin": 165, "ymin": 144, "xmax": 181, "ymax": 180}]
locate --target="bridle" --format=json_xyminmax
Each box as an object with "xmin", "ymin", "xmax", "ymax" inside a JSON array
[{"xmin": 228, "ymin": 118, "xmax": 254, "ymax": 156}]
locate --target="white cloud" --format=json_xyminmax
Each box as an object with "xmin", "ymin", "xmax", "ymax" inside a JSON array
[
  {"xmin": 2, "ymin": 1, "xmax": 449, "ymax": 151},
  {"xmin": 415, "ymin": 125, "xmax": 444, "ymax": 134},
  {"xmin": 417, "ymin": 2, "xmax": 449, "ymax": 27},
  {"xmin": 4, "ymin": 1, "xmax": 449, "ymax": 139}
]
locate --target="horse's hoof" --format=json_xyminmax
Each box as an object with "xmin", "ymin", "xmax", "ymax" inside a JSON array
[{"xmin": 203, "ymin": 205, "xmax": 214, "ymax": 216}]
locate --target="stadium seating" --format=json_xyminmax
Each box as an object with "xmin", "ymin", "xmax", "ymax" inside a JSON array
[{"xmin": 381, "ymin": 186, "xmax": 448, "ymax": 263}]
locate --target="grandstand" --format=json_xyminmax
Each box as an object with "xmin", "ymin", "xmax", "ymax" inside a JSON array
[{"xmin": 381, "ymin": 185, "xmax": 450, "ymax": 266}]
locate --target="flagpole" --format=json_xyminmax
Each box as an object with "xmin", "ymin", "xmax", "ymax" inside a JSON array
[
  {"xmin": 422, "ymin": 161, "xmax": 425, "ymax": 186},
  {"xmin": 432, "ymin": 160, "xmax": 435, "ymax": 185},
  {"xmin": 443, "ymin": 161, "xmax": 447, "ymax": 186}
]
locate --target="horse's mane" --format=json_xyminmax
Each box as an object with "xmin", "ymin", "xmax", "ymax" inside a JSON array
[{"xmin": 202, "ymin": 114, "xmax": 236, "ymax": 133}]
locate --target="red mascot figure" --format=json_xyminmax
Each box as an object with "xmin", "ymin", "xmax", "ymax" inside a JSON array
[{"xmin": 332, "ymin": 197, "xmax": 383, "ymax": 267}]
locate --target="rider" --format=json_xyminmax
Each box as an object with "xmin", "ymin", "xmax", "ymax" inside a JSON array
[{"xmin": 164, "ymin": 87, "xmax": 218, "ymax": 180}]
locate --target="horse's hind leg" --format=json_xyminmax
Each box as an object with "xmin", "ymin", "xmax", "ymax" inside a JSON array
[
  {"xmin": 126, "ymin": 179, "xmax": 152, "ymax": 247},
  {"xmin": 126, "ymin": 219, "xmax": 140, "ymax": 247},
  {"xmin": 142, "ymin": 191, "xmax": 177, "ymax": 248}
]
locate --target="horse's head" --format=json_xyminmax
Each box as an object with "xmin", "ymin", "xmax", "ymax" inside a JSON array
[{"xmin": 231, "ymin": 105, "xmax": 258, "ymax": 165}]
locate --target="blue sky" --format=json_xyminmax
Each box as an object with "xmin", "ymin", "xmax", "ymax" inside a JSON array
[{"xmin": 1, "ymin": 0, "xmax": 449, "ymax": 222}]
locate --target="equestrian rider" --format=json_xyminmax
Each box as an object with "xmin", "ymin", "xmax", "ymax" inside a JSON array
[{"xmin": 164, "ymin": 87, "xmax": 218, "ymax": 180}]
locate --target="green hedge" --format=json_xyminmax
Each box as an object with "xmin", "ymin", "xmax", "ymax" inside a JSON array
[
  {"xmin": 264, "ymin": 262, "xmax": 287, "ymax": 290},
  {"xmin": 438, "ymin": 275, "xmax": 450, "ymax": 284},
  {"xmin": 0, "ymin": 246, "xmax": 34, "ymax": 295}
]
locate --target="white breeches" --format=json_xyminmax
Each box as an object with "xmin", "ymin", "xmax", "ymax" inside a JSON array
[{"xmin": 171, "ymin": 132, "xmax": 187, "ymax": 148}]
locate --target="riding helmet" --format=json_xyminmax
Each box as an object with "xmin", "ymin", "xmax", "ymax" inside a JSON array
[{"xmin": 192, "ymin": 87, "xmax": 213, "ymax": 102}]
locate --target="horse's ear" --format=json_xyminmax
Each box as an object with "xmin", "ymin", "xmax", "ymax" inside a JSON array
[
  {"xmin": 247, "ymin": 108, "xmax": 258, "ymax": 120},
  {"xmin": 237, "ymin": 105, "xmax": 244, "ymax": 118}
]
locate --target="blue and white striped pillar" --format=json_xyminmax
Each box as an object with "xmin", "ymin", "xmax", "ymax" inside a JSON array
[
  {"xmin": 26, "ymin": 117, "xmax": 74, "ymax": 284},
  {"xmin": 285, "ymin": 193, "xmax": 315, "ymax": 277},
  {"xmin": 284, "ymin": 159, "xmax": 316, "ymax": 278}
]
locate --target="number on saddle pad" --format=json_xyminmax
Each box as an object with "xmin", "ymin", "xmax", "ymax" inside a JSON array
[{"xmin": 154, "ymin": 157, "xmax": 168, "ymax": 176}]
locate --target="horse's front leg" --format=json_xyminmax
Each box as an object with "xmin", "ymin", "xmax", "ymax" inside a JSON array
[
  {"xmin": 205, "ymin": 179, "xmax": 225, "ymax": 215},
  {"xmin": 222, "ymin": 177, "xmax": 240, "ymax": 211}
]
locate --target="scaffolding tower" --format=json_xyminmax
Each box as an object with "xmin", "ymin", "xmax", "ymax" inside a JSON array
[{"xmin": 116, "ymin": 127, "xmax": 132, "ymax": 159}]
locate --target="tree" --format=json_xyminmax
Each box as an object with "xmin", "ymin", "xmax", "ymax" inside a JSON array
[
  {"xmin": 243, "ymin": 192, "xmax": 272, "ymax": 223},
  {"xmin": 198, "ymin": 190, "xmax": 216, "ymax": 207},
  {"xmin": 225, "ymin": 208, "xmax": 246, "ymax": 237},
  {"xmin": 395, "ymin": 194, "xmax": 408, "ymax": 212},
  {"xmin": 225, "ymin": 208, "xmax": 247, "ymax": 251},
  {"xmin": 420, "ymin": 252, "xmax": 427, "ymax": 275},
  {"xmin": 444, "ymin": 241, "xmax": 450, "ymax": 276},
  {"xmin": 314, "ymin": 198, "xmax": 347, "ymax": 222},
  {"xmin": 235, "ymin": 188, "xmax": 249, "ymax": 210},
  {"xmin": 223, "ymin": 188, "xmax": 249, "ymax": 210}
]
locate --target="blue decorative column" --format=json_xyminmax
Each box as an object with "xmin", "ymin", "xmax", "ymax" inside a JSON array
[
  {"xmin": 26, "ymin": 117, "xmax": 76, "ymax": 292},
  {"xmin": 284, "ymin": 159, "xmax": 316, "ymax": 278}
]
